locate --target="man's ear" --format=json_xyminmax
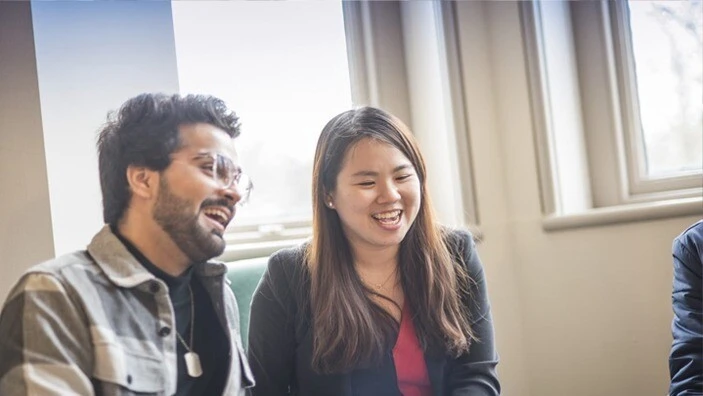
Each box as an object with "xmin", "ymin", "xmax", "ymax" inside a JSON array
[{"xmin": 126, "ymin": 165, "xmax": 158, "ymax": 199}]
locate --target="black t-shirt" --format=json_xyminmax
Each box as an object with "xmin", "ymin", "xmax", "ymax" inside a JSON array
[{"xmin": 112, "ymin": 227, "xmax": 229, "ymax": 395}]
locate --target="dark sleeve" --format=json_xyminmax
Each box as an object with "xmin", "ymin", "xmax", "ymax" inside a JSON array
[
  {"xmin": 669, "ymin": 228, "xmax": 703, "ymax": 396},
  {"xmin": 0, "ymin": 273, "xmax": 93, "ymax": 395},
  {"xmin": 448, "ymin": 230, "xmax": 501, "ymax": 396},
  {"xmin": 247, "ymin": 252, "xmax": 297, "ymax": 396}
]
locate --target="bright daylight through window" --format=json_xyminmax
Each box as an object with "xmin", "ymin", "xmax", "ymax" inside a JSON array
[
  {"xmin": 171, "ymin": 1, "xmax": 353, "ymax": 258},
  {"xmin": 627, "ymin": 0, "xmax": 702, "ymax": 178}
]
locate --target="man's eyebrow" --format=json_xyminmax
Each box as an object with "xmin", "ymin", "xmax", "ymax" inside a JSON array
[
  {"xmin": 191, "ymin": 152, "xmax": 236, "ymax": 162},
  {"xmin": 192, "ymin": 152, "xmax": 243, "ymax": 172},
  {"xmin": 191, "ymin": 152, "xmax": 214, "ymax": 160},
  {"xmin": 350, "ymin": 164, "xmax": 413, "ymax": 177}
]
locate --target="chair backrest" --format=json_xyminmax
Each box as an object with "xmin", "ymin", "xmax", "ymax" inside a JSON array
[{"xmin": 226, "ymin": 257, "xmax": 268, "ymax": 350}]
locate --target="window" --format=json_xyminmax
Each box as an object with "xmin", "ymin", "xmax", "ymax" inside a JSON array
[
  {"xmin": 171, "ymin": 1, "xmax": 353, "ymax": 260},
  {"xmin": 616, "ymin": 0, "xmax": 702, "ymax": 189},
  {"xmin": 521, "ymin": 0, "xmax": 702, "ymax": 229}
]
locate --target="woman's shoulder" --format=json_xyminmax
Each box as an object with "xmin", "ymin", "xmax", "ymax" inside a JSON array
[
  {"xmin": 269, "ymin": 242, "xmax": 307, "ymax": 265},
  {"xmin": 442, "ymin": 226, "xmax": 475, "ymax": 252},
  {"xmin": 441, "ymin": 226, "xmax": 483, "ymax": 276},
  {"xmin": 266, "ymin": 241, "xmax": 310, "ymax": 285}
]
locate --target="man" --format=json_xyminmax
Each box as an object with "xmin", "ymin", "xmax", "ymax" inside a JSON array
[
  {"xmin": 669, "ymin": 220, "xmax": 703, "ymax": 396},
  {"xmin": 0, "ymin": 93, "xmax": 255, "ymax": 395}
]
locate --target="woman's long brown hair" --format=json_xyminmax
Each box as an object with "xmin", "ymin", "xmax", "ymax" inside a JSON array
[{"xmin": 307, "ymin": 106, "xmax": 476, "ymax": 374}]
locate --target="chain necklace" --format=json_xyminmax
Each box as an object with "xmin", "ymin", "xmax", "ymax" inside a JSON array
[
  {"xmin": 176, "ymin": 285, "xmax": 202, "ymax": 378},
  {"xmin": 359, "ymin": 266, "xmax": 399, "ymax": 292}
]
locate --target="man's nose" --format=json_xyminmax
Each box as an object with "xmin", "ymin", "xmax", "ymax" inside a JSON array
[{"xmin": 218, "ymin": 183, "xmax": 242, "ymax": 207}]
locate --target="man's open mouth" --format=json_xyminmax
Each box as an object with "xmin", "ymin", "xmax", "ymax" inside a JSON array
[{"xmin": 202, "ymin": 206, "xmax": 231, "ymax": 229}]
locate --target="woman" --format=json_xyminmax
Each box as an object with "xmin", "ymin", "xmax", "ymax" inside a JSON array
[{"xmin": 248, "ymin": 106, "xmax": 500, "ymax": 395}]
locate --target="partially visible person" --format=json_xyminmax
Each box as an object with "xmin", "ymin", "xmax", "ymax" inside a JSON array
[
  {"xmin": 248, "ymin": 106, "xmax": 500, "ymax": 395},
  {"xmin": 0, "ymin": 93, "xmax": 255, "ymax": 395},
  {"xmin": 669, "ymin": 220, "xmax": 703, "ymax": 396}
]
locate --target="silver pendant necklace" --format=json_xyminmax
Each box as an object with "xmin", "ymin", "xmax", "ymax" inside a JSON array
[{"xmin": 176, "ymin": 285, "xmax": 202, "ymax": 378}]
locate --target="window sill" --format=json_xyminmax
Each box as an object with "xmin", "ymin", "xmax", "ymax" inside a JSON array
[
  {"xmin": 542, "ymin": 196, "xmax": 702, "ymax": 231},
  {"xmin": 217, "ymin": 237, "xmax": 308, "ymax": 262}
]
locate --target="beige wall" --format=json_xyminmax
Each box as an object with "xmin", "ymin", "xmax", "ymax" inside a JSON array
[
  {"xmin": 456, "ymin": 2, "xmax": 700, "ymax": 395},
  {"xmin": 0, "ymin": 2, "xmax": 55, "ymax": 303}
]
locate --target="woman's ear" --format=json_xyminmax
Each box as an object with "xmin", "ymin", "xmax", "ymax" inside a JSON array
[
  {"xmin": 324, "ymin": 192, "xmax": 335, "ymax": 209},
  {"xmin": 126, "ymin": 165, "xmax": 158, "ymax": 200}
]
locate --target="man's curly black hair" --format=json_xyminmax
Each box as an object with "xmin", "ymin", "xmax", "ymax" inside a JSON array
[{"xmin": 97, "ymin": 93, "xmax": 241, "ymax": 225}]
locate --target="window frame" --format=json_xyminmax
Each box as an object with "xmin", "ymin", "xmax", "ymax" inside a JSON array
[
  {"xmin": 520, "ymin": 0, "xmax": 702, "ymax": 231},
  {"xmin": 608, "ymin": 0, "xmax": 703, "ymax": 197}
]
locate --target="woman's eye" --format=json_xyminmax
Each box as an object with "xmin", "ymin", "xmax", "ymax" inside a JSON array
[
  {"xmin": 397, "ymin": 174, "xmax": 413, "ymax": 181},
  {"xmin": 200, "ymin": 164, "xmax": 215, "ymax": 174},
  {"xmin": 358, "ymin": 181, "xmax": 375, "ymax": 187}
]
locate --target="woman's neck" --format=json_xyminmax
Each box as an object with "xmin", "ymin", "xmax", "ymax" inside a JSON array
[
  {"xmin": 352, "ymin": 244, "xmax": 404, "ymax": 320},
  {"xmin": 352, "ymin": 244, "xmax": 399, "ymax": 276}
]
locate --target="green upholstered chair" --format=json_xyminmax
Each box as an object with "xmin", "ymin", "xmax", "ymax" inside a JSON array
[{"xmin": 226, "ymin": 257, "xmax": 268, "ymax": 350}]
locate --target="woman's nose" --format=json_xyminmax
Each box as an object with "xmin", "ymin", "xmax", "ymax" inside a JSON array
[{"xmin": 377, "ymin": 181, "xmax": 401, "ymax": 203}]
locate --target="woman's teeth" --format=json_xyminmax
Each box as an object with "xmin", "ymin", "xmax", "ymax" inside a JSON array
[{"xmin": 372, "ymin": 210, "xmax": 402, "ymax": 224}]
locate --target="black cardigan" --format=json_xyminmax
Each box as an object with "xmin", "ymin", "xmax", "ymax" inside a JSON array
[{"xmin": 247, "ymin": 229, "xmax": 500, "ymax": 395}]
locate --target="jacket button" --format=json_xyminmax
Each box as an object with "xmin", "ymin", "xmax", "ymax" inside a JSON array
[
  {"xmin": 127, "ymin": 374, "xmax": 132, "ymax": 384},
  {"xmin": 159, "ymin": 326, "xmax": 171, "ymax": 337},
  {"xmin": 149, "ymin": 282, "xmax": 160, "ymax": 293}
]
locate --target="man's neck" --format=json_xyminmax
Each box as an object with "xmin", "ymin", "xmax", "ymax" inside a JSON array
[{"xmin": 116, "ymin": 214, "xmax": 191, "ymax": 277}]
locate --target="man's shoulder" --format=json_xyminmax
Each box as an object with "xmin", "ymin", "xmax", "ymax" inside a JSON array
[
  {"xmin": 26, "ymin": 250, "xmax": 99, "ymax": 281},
  {"xmin": 676, "ymin": 220, "xmax": 703, "ymax": 244},
  {"xmin": 674, "ymin": 220, "xmax": 703, "ymax": 258},
  {"xmin": 3, "ymin": 250, "xmax": 104, "ymax": 308}
]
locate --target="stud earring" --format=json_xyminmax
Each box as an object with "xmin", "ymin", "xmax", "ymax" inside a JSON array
[{"xmin": 328, "ymin": 201, "xmax": 334, "ymax": 208}]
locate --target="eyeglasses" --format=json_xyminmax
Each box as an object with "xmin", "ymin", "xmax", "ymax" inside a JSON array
[{"xmin": 174, "ymin": 153, "xmax": 254, "ymax": 206}]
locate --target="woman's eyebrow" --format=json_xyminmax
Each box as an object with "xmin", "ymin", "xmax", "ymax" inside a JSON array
[
  {"xmin": 393, "ymin": 164, "xmax": 413, "ymax": 172},
  {"xmin": 350, "ymin": 164, "xmax": 413, "ymax": 177},
  {"xmin": 351, "ymin": 170, "xmax": 378, "ymax": 177}
]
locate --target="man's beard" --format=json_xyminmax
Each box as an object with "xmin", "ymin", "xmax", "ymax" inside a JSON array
[{"xmin": 153, "ymin": 178, "xmax": 226, "ymax": 263}]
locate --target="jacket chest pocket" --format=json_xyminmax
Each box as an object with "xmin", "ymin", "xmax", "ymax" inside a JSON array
[{"xmin": 92, "ymin": 341, "xmax": 166, "ymax": 395}]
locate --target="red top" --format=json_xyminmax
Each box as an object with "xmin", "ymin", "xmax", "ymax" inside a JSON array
[{"xmin": 392, "ymin": 304, "xmax": 433, "ymax": 396}]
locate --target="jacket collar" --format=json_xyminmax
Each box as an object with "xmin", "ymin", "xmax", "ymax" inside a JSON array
[{"xmin": 87, "ymin": 225, "xmax": 227, "ymax": 288}]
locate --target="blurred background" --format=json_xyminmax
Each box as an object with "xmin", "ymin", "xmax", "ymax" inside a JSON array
[{"xmin": 0, "ymin": 1, "xmax": 701, "ymax": 395}]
